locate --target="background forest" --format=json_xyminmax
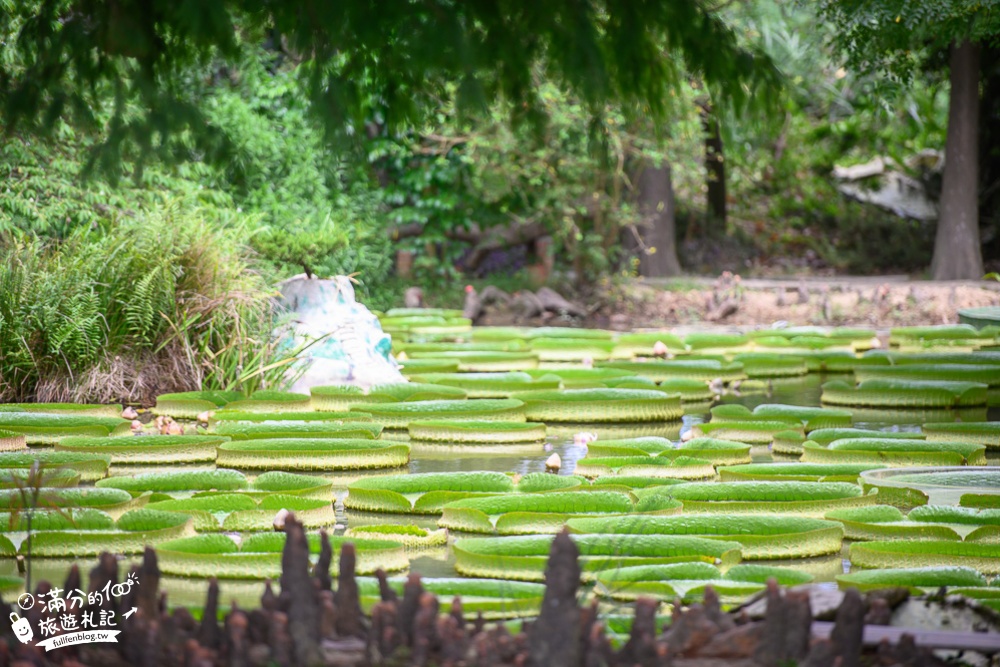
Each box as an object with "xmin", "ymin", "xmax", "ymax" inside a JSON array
[{"xmin": 0, "ymin": 0, "xmax": 997, "ymax": 402}]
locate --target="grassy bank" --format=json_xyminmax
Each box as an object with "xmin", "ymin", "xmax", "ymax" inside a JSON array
[{"xmin": 0, "ymin": 202, "xmax": 289, "ymax": 405}]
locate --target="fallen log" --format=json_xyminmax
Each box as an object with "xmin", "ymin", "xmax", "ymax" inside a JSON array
[{"xmin": 388, "ymin": 221, "xmax": 549, "ymax": 274}]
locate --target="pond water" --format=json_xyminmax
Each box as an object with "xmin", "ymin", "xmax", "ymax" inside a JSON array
[{"xmin": 3, "ymin": 372, "xmax": 998, "ymax": 614}]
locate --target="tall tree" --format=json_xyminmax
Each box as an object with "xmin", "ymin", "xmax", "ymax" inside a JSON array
[
  {"xmin": 932, "ymin": 40, "xmax": 982, "ymax": 278},
  {"xmin": 818, "ymin": 0, "xmax": 1000, "ymax": 280},
  {"xmin": 1, "ymin": 1, "xmax": 779, "ymax": 184}
]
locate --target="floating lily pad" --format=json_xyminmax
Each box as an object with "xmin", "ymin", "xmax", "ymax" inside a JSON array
[
  {"xmin": 511, "ymin": 388, "xmax": 683, "ymax": 423},
  {"xmin": 147, "ymin": 493, "xmax": 335, "ymax": 531},
  {"xmin": 19, "ymin": 508, "xmax": 194, "ymax": 556},
  {"xmin": 407, "ymin": 420, "xmax": 546, "ymax": 444},
  {"xmin": 96, "ymin": 469, "xmax": 249, "ymax": 495},
  {"xmin": 0, "ymin": 468, "xmax": 80, "ymax": 488},
  {"xmin": 665, "ymin": 481, "xmax": 873, "ymax": 517},
  {"xmin": 8, "ymin": 403, "xmax": 125, "ymax": 418},
  {"xmin": 216, "ymin": 438, "xmax": 409, "ymax": 471},
  {"xmin": 223, "ymin": 390, "xmax": 313, "ymax": 413},
  {"xmin": 152, "ymin": 391, "xmax": 243, "ymax": 418},
  {"xmin": 311, "ymin": 383, "xmax": 468, "ymax": 412},
  {"xmin": 836, "ymin": 566, "xmax": 987, "ymax": 592},
  {"xmin": 404, "ymin": 373, "xmax": 559, "ymax": 399},
  {"xmin": 155, "ymin": 532, "xmax": 408, "ymax": 578},
  {"xmin": 344, "ymin": 524, "xmax": 448, "ymax": 549},
  {"xmin": 215, "ymin": 421, "xmax": 383, "ymax": 440},
  {"xmin": 359, "ymin": 577, "xmax": 544, "ymax": 619},
  {"xmin": 719, "ymin": 462, "xmax": 884, "ymax": 483},
  {"xmin": 709, "ymin": 404, "xmax": 852, "ymax": 430},
  {"xmin": 849, "ymin": 540, "xmax": 1000, "ymax": 574},
  {"xmin": 438, "ymin": 491, "xmax": 680, "ymax": 535},
  {"xmin": 922, "ymin": 422, "xmax": 1000, "ymax": 449},
  {"xmin": 0, "ymin": 414, "xmax": 132, "ymax": 444},
  {"xmin": 801, "ymin": 439, "xmax": 987, "ymax": 467},
  {"xmin": 0, "ymin": 487, "xmax": 137, "ymax": 517},
  {"xmin": 597, "ymin": 360, "xmax": 747, "ymax": 383},
  {"xmin": 345, "ymin": 472, "xmax": 581, "ymax": 514},
  {"xmin": 824, "ymin": 506, "xmax": 962, "ymax": 541},
  {"xmin": 57, "ymin": 435, "xmax": 229, "ymax": 464},
  {"xmin": 0, "ymin": 450, "xmax": 111, "ymax": 482},
  {"xmin": 573, "ymin": 455, "xmax": 716, "ymax": 480},
  {"xmin": 821, "ymin": 379, "xmax": 989, "ymax": 408},
  {"xmin": 567, "ymin": 514, "xmax": 842, "ymax": 559},
  {"xmin": 350, "ymin": 399, "xmax": 526, "ymax": 427},
  {"xmin": 453, "ymin": 534, "xmax": 742, "ymax": 582}
]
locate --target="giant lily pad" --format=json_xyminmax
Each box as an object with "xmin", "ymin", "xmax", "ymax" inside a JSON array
[
  {"xmin": 719, "ymin": 462, "xmax": 884, "ymax": 483},
  {"xmin": 511, "ymin": 388, "xmax": 683, "ymax": 423},
  {"xmin": 216, "ymin": 438, "xmax": 409, "ymax": 471},
  {"xmin": 155, "ymin": 533, "xmax": 408, "ymax": 578},
  {"xmin": 573, "ymin": 456, "xmax": 716, "ymax": 480},
  {"xmin": 453, "ymin": 534, "xmax": 742, "ymax": 582},
  {"xmin": 0, "ymin": 414, "xmax": 132, "ymax": 444},
  {"xmin": 597, "ymin": 360, "xmax": 747, "ymax": 383},
  {"xmin": 21, "ymin": 508, "xmax": 194, "ymax": 556},
  {"xmin": 96, "ymin": 469, "xmax": 249, "ymax": 495},
  {"xmin": 345, "ymin": 472, "xmax": 582, "ymax": 514},
  {"xmin": 407, "ymin": 420, "xmax": 546, "ymax": 444},
  {"xmin": 849, "ymin": 540, "xmax": 1000, "ymax": 574},
  {"xmin": 567, "ymin": 514, "xmax": 843, "ymax": 559},
  {"xmin": 215, "ymin": 421, "xmax": 383, "ymax": 440},
  {"xmin": 357, "ymin": 577, "xmax": 545, "ymax": 619},
  {"xmin": 664, "ymin": 481, "xmax": 873, "ymax": 517},
  {"xmin": 821, "ymin": 379, "xmax": 989, "ymax": 408},
  {"xmin": 0, "ymin": 450, "xmax": 111, "ymax": 482},
  {"xmin": 836, "ymin": 566, "xmax": 987, "ymax": 592},
  {"xmin": 438, "ymin": 491, "xmax": 680, "ymax": 535},
  {"xmin": 350, "ymin": 399, "xmax": 526, "ymax": 427},
  {"xmin": 57, "ymin": 435, "xmax": 229, "ymax": 464},
  {"xmin": 152, "ymin": 391, "xmax": 243, "ymax": 418},
  {"xmin": 311, "ymin": 383, "xmax": 468, "ymax": 412},
  {"xmin": 801, "ymin": 439, "xmax": 987, "ymax": 467}
]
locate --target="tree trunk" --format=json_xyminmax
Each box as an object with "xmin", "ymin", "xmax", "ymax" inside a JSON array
[
  {"xmin": 932, "ymin": 40, "xmax": 983, "ymax": 279},
  {"xmin": 635, "ymin": 161, "xmax": 682, "ymax": 276},
  {"xmin": 978, "ymin": 45, "xmax": 1000, "ymax": 263},
  {"xmin": 703, "ymin": 109, "xmax": 727, "ymax": 233}
]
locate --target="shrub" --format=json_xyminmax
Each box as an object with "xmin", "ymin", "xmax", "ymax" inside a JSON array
[{"xmin": 0, "ymin": 201, "xmax": 290, "ymax": 404}]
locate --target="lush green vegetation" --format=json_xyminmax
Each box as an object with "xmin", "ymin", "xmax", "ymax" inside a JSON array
[
  {"xmin": 2, "ymin": 1, "xmax": 999, "ymax": 400},
  {"xmin": 1, "ymin": 321, "xmax": 999, "ymax": 612}
]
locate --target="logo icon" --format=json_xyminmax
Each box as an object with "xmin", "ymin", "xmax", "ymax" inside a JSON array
[{"xmin": 10, "ymin": 612, "xmax": 33, "ymax": 644}]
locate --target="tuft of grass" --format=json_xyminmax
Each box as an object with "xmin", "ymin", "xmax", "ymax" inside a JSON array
[{"xmin": 0, "ymin": 200, "xmax": 296, "ymax": 404}]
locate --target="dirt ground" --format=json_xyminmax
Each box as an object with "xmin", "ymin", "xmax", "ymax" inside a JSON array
[
  {"xmin": 596, "ymin": 279, "xmax": 1000, "ymax": 330},
  {"xmin": 467, "ymin": 274, "xmax": 1000, "ymax": 330}
]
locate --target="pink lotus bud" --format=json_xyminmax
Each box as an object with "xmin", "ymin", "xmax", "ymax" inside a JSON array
[
  {"xmin": 545, "ymin": 453, "xmax": 562, "ymax": 471},
  {"xmin": 122, "ymin": 406, "xmax": 139, "ymax": 420},
  {"xmin": 130, "ymin": 420, "xmax": 143, "ymax": 431},
  {"xmin": 652, "ymin": 341, "xmax": 668, "ymax": 356},
  {"xmin": 196, "ymin": 411, "xmax": 211, "ymax": 423}
]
